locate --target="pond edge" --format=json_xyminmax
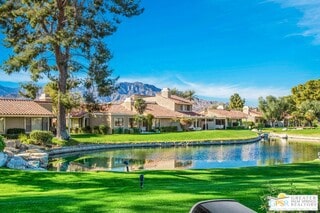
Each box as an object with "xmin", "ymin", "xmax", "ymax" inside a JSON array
[{"xmin": 48, "ymin": 136, "xmax": 261, "ymax": 158}]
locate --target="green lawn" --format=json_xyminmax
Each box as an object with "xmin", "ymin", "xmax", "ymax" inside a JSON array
[
  {"xmin": 1, "ymin": 161, "xmax": 319, "ymax": 212},
  {"xmin": 70, "ymin": 130, "xmax": 259, "ymax": 144},
  {"xmin": 263, "ymin": 127, "xmax": 320, "ymax": 137}
]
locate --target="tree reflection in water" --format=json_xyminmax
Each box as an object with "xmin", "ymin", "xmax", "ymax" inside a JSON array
[{"xmin": 48, "ymin": 140, "xmax": 320, "ymax": 172}]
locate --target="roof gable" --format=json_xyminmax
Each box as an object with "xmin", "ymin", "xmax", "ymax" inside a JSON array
[{"xmin": 0, "ymin": 99, "xmax": 54, "ymax": 117}]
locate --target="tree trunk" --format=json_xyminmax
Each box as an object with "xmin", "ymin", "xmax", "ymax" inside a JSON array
[
  {"xmin": 56, "ymin": 65, "xmax": 69, "ymax": 140},
  {"xmin": 55, "ymin": 3, "xmax": 69, "ymax": 140}
]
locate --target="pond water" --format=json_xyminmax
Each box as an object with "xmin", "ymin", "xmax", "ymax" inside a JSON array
[{"xmin": 48, "ymin": 140, "xmax": 320, "ymax": 172}]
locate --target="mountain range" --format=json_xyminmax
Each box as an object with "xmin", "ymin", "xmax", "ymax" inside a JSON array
[
  {"xmin": 0, "ymin": 81, "xmax": 219, "ymax": 111},
  {"xmin": 0, "ymin": 85, "xmax": 19, "ymax": 98}
]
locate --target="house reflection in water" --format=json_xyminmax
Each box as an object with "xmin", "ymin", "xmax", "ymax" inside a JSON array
[{"xmin": 49, "ymin": 141, "xmax": 319, "ymax": 172}]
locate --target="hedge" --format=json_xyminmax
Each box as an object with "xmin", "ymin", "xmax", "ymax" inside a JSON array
[
  {"xmin": 29, "ymin": 130, "xmax": 54, "ymax": 146},
  {"xmin": 0, "ymin": 135, "xmax": 5, "ymax": 152}
]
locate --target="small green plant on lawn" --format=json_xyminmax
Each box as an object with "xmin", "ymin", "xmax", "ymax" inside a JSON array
[
  {"xmin": 29, "ymin": 130, "xmax": 54, "ymax": 146},
  {"xmin": 0, "ymin": 135, "xmax": 5, "ymax": 151}
]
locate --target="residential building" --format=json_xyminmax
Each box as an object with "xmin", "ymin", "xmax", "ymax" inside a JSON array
[
  {"xmin": 200, "ymin": 108, "xmax": 248, "ymax": 129},
  {"xmin": 0, "ymin": 98, "xmax": 54, "ymax": 134},
  {"xmin": 242, "ymin": 106, "xmax": 265, "ymax": 124}
]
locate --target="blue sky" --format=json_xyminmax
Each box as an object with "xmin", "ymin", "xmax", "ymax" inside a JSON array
[{"xmin": 1, "ymin": 0, "xmax": 320, "ymax": 106}]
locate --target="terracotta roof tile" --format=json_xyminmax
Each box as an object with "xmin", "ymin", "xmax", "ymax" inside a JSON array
[
  {"xmin": 144, "ymin": 103, "xmax": 182, "ymax": 118},
  {"xmin": 205, "ymin": 109, "xmax": 248, "ymax": 119},
  {"xmin": 0, "ymin": 99, "xmax": 54, "ymax": 116},
  {"xmin": 169, "ymin": 95, "xmax": 193, "ymax": 104},
  {"xmin": 249, "ymin": 109, "xmax": 263, "ymax": 117},
  {"xmin": 106, "ymin": 104, "xmax": 136, "ymax": 115}
]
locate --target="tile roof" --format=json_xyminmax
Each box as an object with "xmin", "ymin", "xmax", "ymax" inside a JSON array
[
  {"xmin": 169, "ymin": 95, "xmax": 193, "ymax": 105},
  {"xmin": 105, "ymin": 104, "xmax": 136, "ymax": 115},
  {"xmin": 204, "ymin": 109, "xmax": 248, "ymax": 119},
  {"xmin": 0, "ymin": 99, "xmax": 54, "ymax": 117},
  {"xmin": 144, "ymin": 103, "xmax": 183, "ymax": 118},
  {"xmin": 144, "ymin": 103, "xmax": 200, "ymax": 118},
  {"xmin": 249, "ymin": 109, "xmax": 263, "ymax": 117},
  {"xmin": 69, "ymin": 110, "xmax": 88, "ymax": 118}
]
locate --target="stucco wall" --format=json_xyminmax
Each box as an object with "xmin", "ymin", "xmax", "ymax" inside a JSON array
[
  {"xmin": 89, "ymin": 113, "xmax": 109, "ymax": 128},
  {"xmin": 5, "ymin": 117, "xmax": 24, "ymax": 132},
  {"xmin": 155, "ymin": 94, "xmax": 175, "ymax": 111}
]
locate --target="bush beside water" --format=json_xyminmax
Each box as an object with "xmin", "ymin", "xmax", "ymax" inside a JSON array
[{"xmin": 21, "ymin": 130, "xmax": 54, "ymax": 146}]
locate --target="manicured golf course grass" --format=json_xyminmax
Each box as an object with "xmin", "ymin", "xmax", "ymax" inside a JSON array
[
  {"xmin": 70, "ymin": 130, "xmax": 259, "ymax": 144},
  {"xmin": 1, "ymin": 160, "xmax": 319, "ymax": 212}
]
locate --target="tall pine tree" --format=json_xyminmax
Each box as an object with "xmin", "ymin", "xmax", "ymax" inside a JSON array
[{"xmin": 0, "ymin": 0, "xmax": 143, "ymax": 139}]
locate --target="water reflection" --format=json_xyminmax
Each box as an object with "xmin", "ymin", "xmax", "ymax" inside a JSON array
[{"xmin": 49, "ymin": 140, "xmax": 320, "ymax": 172}]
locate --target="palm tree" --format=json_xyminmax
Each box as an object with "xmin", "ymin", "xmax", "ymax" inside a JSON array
[
  {"xmin": 134, "ymin": 98, "xmax": 147, "ymax": 130},
  {"xmin": 183, "ymin": 90, "xmax": 196, "ymax": 101},
  {"xmin": 134, "ymin": 98, "xmax": 147, "ymax": 114}
]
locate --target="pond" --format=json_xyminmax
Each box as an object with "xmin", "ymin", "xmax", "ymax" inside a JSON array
[{"xmin": 48, "ymin": 140, "xmax": 320, "ymax": 172}]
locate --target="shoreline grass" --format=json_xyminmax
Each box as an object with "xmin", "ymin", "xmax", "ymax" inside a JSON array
[
  {"xmin": 1, "ymin": 160, "xmax": 319, "ymax": 212},
  {"xmin": 263, "ymin": 127, "xmax": 320, "ymax": 137},
  {"xmin": 70, "ymin": 130, "xmax": 259, "ymax": 144}
]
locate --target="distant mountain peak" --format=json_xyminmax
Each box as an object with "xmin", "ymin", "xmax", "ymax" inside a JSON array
[
  {"xmin": 0, "ymin": 81, "xmax": 218, "ymax": 111},
  {"xmin": 0, "ymin": 85, "xmax": 19, "ymax": 98}
]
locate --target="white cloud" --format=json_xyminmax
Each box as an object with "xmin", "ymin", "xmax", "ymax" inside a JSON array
[
  {"xmin": 0, "ymin": 70, "xmax": 32, "ymax": 82},
  {"xmin": 0, "ymin": 70, "xmax": 49, "ymax": 84},
  {"xmin": 270, "ymin": 0, "xmax": 320, "ymax": 44}
]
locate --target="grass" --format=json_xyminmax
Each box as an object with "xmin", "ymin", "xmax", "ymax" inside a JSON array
[
  {"xmin": 263, "ymin": 127, "xmax": 320, "ymax": 137},
  {"xmin": 70, "ymin": 130, "xmax": 259, "ymax": 144},
  {"xmin": 0, "ymin": 160, "xmax": 319, "ymax": 212}
]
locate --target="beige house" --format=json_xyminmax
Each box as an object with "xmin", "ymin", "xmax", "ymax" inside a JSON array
[
  {"xmin": 0, "ymin": 98, "xmax": 54, "ymax": 134},
  {"xmin": 243, "ymin": 106, "xmax": 265, "ymax": 124},
  {"xmin": 200, "ymin": 108, "xmax": 248, "ymax": 129},
  {"xmin": 69, "ymin": 88, "xmax": 269, "ymax": 133},
  {"xmin": 69, "ymin": 88, "xmax": 203, "ymax": 132}
]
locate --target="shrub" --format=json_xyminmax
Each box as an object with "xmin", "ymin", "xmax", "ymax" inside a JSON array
[
  {"xmin": 113, "ymin": 127, "xmax": 123, "ymax": 134},
  {"xmin": 132, "ymin": 127, "xmax": 140, "ymax": 134},
  {"xmin": 160, "ymin": 126, "xmax": 178, "ymax": 132},
  {"xmin": 7, "ymin": 128, "xmax": 25, "ymax": 135},
  {"xmin": 29, "ymin": 130, "xmax": 54, "ymax": 146},
  {"xmin": 0, "ymin": 135, "xmax": 5, "ymax": 152},
  {"xmin": 123, "ymin": 128, "xmax": 130, "ymax": 134},
  {"xmin": 81, "ymin": 126, "xmax": 91, "ymax": 134},
  {"xmin": 18, "ymin": 134, "xmax": 29, "ymax": 144},
  {"xmin": 2, "ymin": 134, "xmax": 19, "ymax": 139},
  {"xmin": 99, "ymin": 125, "xmax": 109, "ymax": 135},
  {"xmin": 73, "ymin": 127, "xmax": 79, "ymax": 134},
  {"xmin": 92, "ymin": 126, "xmax": 100, "ymax": 134},
  {"xmin": 242, "ymin": 121, "xmax": 254, "ymax": 129}
]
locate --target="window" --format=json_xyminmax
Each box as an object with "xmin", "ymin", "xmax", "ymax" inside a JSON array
[
  {"xmin": 32, "ymin": 118, "xmax": 42, "ymax": 131},
  {"xmin": 0, "ymin": 118, "xmax": 4, "ymax": 134},
  {"xmin": 129, "ymin": 118, "xmax": 135, "ymax": 128},
  {"xmin": 114, "ymin": 118, "xmax": 124, "ymax": 127},
  {"xmin": 26, "ymin": 118, "xmax": 43, "ymax": 132}
]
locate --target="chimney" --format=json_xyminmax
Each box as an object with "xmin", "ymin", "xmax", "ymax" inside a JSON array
[
  {"xmin": 243, "ymin": 106, "xmax": 249, "ymax": 114},
  {"xmin": 38, "ymin": 93, "xmax": 52, "ymax": 102},
  {"xmin": 123, "ymin": 97, "xmax": 133, "ymax": 111},
  {"xmin": 161, "ymin": 88, "xmax": 170, "ymax": 98}
]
